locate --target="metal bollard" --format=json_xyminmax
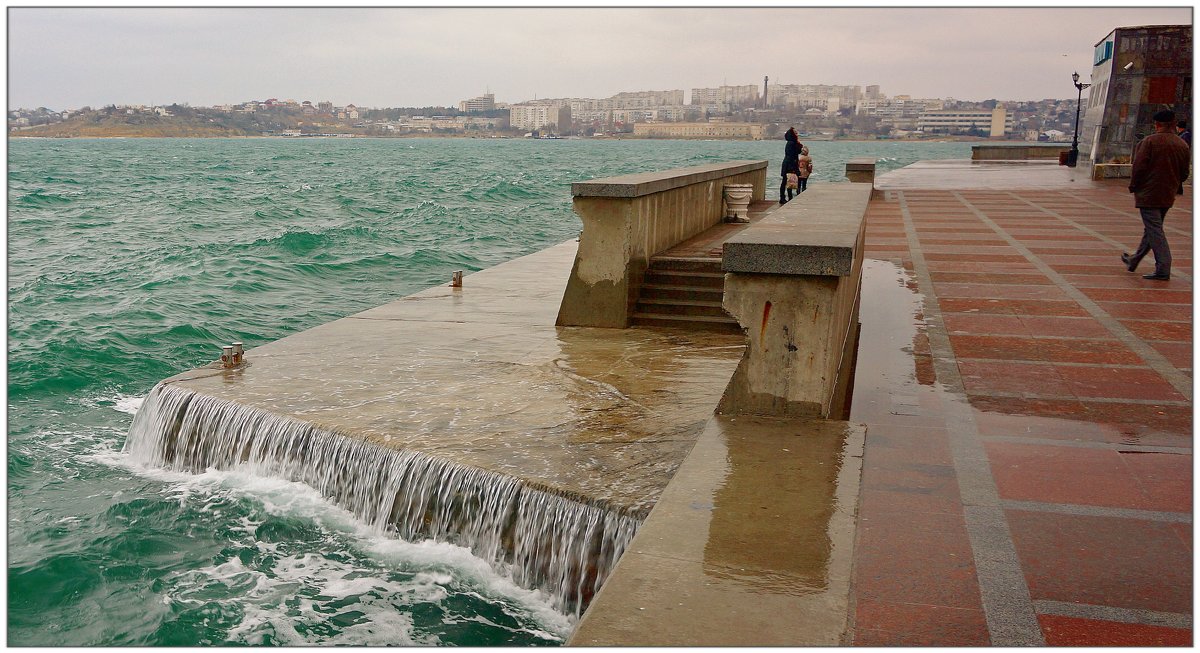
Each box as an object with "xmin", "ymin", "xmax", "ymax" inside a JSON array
[
  {"xmin": 231, "ymin": 342, "xmax": 244, "ymax": 365},
  {"xmin": 450, "ymin": 270, "xmax": 463, "ymax": 287},
  {"xmin": 221, "ymin": 345, "xmax": 234, "ymax": 368}
]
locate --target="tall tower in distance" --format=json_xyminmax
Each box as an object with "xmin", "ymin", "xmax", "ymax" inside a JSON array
[{"xmin": 763, "ymin": 76, "xmax": 769, "ymax": 109}]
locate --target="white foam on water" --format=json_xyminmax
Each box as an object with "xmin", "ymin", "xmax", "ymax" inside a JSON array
[
  {"xmin": 120, "ymin": 383, "xmax": 639, "ymax": 620},
  {"xmin": 71, "ymin": 391, "xmax": 145, "ymax": 415},
  {"xmin": 113, "ymin": 395, "xmax": 145, "ymax": 415},
  {"xmin": 176, "ymin": 551, "xmax": 434, "ymax": 646},
  {"xmin": 91, "ymin": 447, "xmax": 572, "ymax": 643}
]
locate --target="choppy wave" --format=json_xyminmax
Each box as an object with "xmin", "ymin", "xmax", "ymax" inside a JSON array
[{"xmin": 15, "ymin": 189, "xmax": 79, "ymax": 206}]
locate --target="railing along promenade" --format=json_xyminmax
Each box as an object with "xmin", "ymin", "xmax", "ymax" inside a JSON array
[{"xmin": 557, "ymin": 160, "xmax": 767, "ymax": 328}]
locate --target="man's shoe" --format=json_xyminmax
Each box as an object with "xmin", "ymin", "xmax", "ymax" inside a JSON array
[
  {"xmin": 1142, "ymin": 273, "xmax": 1170, "ymax": 281},
  {"xmin": 1121, "ymin": 252, "xmax": 1137, "ymax": 271}
]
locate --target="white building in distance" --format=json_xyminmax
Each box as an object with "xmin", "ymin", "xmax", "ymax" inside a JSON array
[
  {"xmin": 769, "ymin": 84, "xmax": 862, "ymax": 112},
  {"xmin": 690, "ymin": 85, "xmax": 760, "ymax": 108},
  {"xmin": 608, "ymin": 89, "xmax": 685, "ymax": 109},
  {"xmin": 509, "ymin": 101, "xmax": 572, "ymax": 132},
  {"xmin": 918, "ymin": 107, "xmax": 1014, "ymax": 137},
  {"xmin": 458, "ymin": 93, "xmax": 496, "ymax": 113}
]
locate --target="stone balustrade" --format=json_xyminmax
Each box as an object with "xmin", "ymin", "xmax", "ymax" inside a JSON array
[
  {"xmin": 844, "ymin": 157, "xmax": 877, "ymax": 185},
  {"xmin": 971, "ymin": 143, "xmax": 1071, "ymax": 160},
  {"xmin": 557, "ymin": 160, "xmax": 768, "ymax": 328},
  {"xmin": 718, "ymin": 183, "xmax": 870, "ymax": 418},
  {"xmin": 1092, "ymin": 162, "xmax": 1132, "ymax": 179}
]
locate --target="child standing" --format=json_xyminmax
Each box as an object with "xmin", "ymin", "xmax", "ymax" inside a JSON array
[{"xmin": 797, "ymin": 145, "xmax": 814, "ymax": 192}]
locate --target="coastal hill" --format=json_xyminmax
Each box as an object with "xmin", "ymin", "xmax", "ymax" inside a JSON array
[
  {"xmin": 11, "ymin": 102, "xmax": 479, "ymax": 138},
  {"xmin": 21, "ymin": 114, "xmax": 248, "ymax": 138},
  {"xmin": 13, "ymin": 104, "xmax": 281, "ymax": 138}
]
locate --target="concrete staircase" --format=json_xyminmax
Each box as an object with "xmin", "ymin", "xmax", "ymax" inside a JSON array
[{"xmin": 630, "ymin": 257, "xmax": 741, "ymax": 333}]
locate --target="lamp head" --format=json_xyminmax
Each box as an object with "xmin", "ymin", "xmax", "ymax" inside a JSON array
[{"xmin": 1072, "ymin": 71, "xmax": 1080, "ymax": 84}]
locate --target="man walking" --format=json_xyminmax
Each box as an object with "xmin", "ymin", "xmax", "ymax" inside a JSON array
[{"xmin": 1122, "ymin": 109, "xmax": 1190, "ymax": 281}]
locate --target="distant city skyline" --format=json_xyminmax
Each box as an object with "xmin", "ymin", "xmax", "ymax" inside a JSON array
[{"xmin": 8, "ymin": 6, "xmax": 1193, "ymax": 111}]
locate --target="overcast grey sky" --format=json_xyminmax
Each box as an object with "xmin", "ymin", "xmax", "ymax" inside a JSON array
[{"xmin": 7, "ymin": 6, "xmax": 1193, "ymax": 111}]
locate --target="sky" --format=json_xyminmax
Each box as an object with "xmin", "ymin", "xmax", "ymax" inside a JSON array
[{"xmin": 6, "ymin": 5, "xmax": 1194, "ymax": 111}]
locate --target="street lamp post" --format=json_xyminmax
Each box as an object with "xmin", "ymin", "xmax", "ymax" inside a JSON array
[{"xmin": 1068, "ymin": 71, "xmax": 1091, "ymax": 167}]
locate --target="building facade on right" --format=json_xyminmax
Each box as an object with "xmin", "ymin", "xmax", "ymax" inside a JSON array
[{"xmin": 1080, "ymin": 24, "xmax": 1192, "ymax": 164}]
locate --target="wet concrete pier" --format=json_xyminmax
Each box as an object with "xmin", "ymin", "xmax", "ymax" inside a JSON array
[{"xmin": 153, "ymin": 241, "xmax": 746, "ymax": 518}]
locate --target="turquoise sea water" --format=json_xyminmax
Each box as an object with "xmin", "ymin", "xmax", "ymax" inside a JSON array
[{"xmin": 7, "ymin": 137, "xmax": 971, "ymax": 645}]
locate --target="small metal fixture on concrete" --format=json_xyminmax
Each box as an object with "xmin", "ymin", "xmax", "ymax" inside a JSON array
[
  {"xmin": 231, "ymin": 342, "xmax": 244, "ymax": 365},
  {"xmin": 723, "ymin": 184, "xmax": 753, "ymax": 223},
  {"xmin": 221, "ymin": 345, "xmax": 234, "ymax": 369},
  {"xmin": 450, "ymin": 271, "xmax": 463, "ymax": 287}
]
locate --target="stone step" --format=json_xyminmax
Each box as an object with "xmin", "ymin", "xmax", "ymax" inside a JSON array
[
  {"xmin": 639, "ymin": 284, "xmax": 725, "ymax": 302},
  {"xmin": 647, "ymin": 256, "xmax": 724, "ymax": 273},
  {"xmin": 642, "ymin": 269, "xmax": 725, "ymax": 289},
  {"xmin": 629, "ymin": 311, "xmax": 743, "ymax": 334},
  {"xmin": 635, "ymin": 298, "xmax": 731, "ymax": 319}
]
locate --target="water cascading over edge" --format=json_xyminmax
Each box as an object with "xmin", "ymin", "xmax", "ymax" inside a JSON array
[{"xmin": 123, "ymin": 382, "xmax": 641, "ymax": 617}]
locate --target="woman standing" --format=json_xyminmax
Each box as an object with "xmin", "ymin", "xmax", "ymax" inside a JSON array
[
  {"xmin": 780, "ymin": 128, "xmax": 801, "ymax": 204},
  {"xmin": 797, "ymin": 145, "xmax": 814, "ymax": 192}
]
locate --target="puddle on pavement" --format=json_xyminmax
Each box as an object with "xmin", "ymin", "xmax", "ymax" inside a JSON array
[{"xmin": 851, "ymin": 257, "xmax": 1190, "ymax": 446}]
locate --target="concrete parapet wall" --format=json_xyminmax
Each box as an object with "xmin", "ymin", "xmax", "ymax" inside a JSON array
[
  {"xmin": 1092, "ymin": 162, "xmax": 1132, "ymax": 179},
  {"xmin": 844, "ymin": 157, "xmax": 876, "ymax": 184},
  {"xmin": 569, "ymin": 415, "xmax": 865, "ymax": 645},
  {"xmin": 557, "ymin": 160, "xmax": 768, "ymax": 328},
  {"xmin": 718, "ymin": 184, "xmax": 869, "ymax": 418},
  {"xmin": 972, "ymin": 143, "xmax": 1070, "ymax": 160}
]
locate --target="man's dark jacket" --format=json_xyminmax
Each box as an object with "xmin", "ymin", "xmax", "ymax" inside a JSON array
[{"xmin": 1130, "ymin": 132, "xmax": 1190, "ymax": 208}]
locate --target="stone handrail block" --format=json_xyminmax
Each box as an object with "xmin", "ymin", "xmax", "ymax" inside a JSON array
[
  {"xmin": 844, "ymin": 157, "xmax": 877, "ymax": 173},
  {"xmin": 572, "ymin": 160, "xmax": 768, "ymax": 199},
  {"xmin": 1092, "ymin": 163, "xmax": 1132, "ymax": 180},
  {"xmin": 722, "ymin": 184, "xmax": 872, "ymax": 276},
  {"xmin": 844, "ymin": 158, "xmax": 877, "ymax": 185},
  {"xmin": 559, "ymin": 160, "xmax": 768, "ymax": 328},
  {"xmin": 972, "ymin": 143, "xmax": 1071, "ymax": 160}
]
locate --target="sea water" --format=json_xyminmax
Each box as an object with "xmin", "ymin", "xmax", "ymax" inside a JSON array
[{"xmin": 7, "ymin": 137, "xmax": 970, "ymax": 645}]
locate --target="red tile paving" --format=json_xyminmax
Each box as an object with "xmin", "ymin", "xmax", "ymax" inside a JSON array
[
  {"xmin": 1098, "ymin": 301, "xmax": 1194, "ymax": 321},
  {"xmin": 1148, "ymin": 341, "xmax": 1194, "ymax": 371},
  {"xmin": 1016, "ymin": 315, "xmax": 1114, "ymax": 338},
  {"xmin": 1123, "ymin": 319, "xmax": 1193, "ymax": 341},
  {"xmin": 986, "ymin": 442, "xmax": 1164, "ymax": 510},
  {"xmin": 1080, "ymin": 287, "xmax": 1194, "ymax": 304},
  {"xmin": 1038, "ymin": 614, "xmax": 1192, "ymax": 646},
  {"xmin": 848, "ymin": 162, "xmax": 1192, "ymax": 646},
  {"xmin": 854, "ymin": 512, "xmax": 982, "ymax": 608},
  {"xmin": 1007, "ymin": 510, "xmax": 1192, "ymax": 613},
  {"xmin": 855, "ymin": 600, "xmax": 991, "ymax": 646},
  {"xmin": 938, "ymin": 297, "xmax": 1093, "ymax": 316},
  {"xmin": 958, "ymin": 359, "xmax": 1070, "ymax": 396},
  {"xmin": 1055, "ymin": 365, "xmax": 1188, "ymax": 402}
]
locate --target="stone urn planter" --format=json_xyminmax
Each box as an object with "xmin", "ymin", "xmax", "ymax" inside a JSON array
[{"xmin": 723, "ymin": 184, "xmax": 753, "ymax": 223}]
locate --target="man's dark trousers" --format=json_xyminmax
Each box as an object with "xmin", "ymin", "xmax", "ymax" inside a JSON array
[{"xmin": 1129, "ymin": 207, "xmax": 1172, "ymax": 276}]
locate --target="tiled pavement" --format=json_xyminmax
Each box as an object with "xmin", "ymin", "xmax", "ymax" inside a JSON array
[{"xmin": 848, "ymin": 165, "xmax": 1192, "ymax": 646}]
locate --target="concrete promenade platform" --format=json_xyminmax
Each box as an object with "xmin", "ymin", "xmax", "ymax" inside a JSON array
[
  {"xmin": 161, "ymin": 241, "xmax": 748, "ymax": 517},
  {"xmin": 851, "ymin": 160, "xmax": 1192, "ymax": 645}
]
